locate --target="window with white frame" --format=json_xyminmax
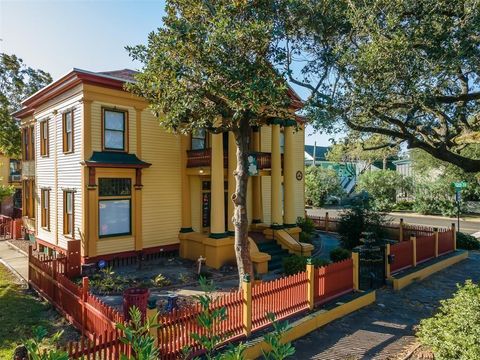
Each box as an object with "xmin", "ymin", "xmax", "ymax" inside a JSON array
[{"xmin": 98, "ymin": 178, "xmax": 132, "ymax": 237}]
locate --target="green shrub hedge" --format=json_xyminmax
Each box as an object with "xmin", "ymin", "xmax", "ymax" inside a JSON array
[
  {"xmin": 329, "ymin": 248, "xmax": 351, "ymax": 262},
  {"xmin": 456, "ymin": 232, "xmax": 480, "ymax": 250},
  {"xmin": 283, "ymin": 255, "xmax": 329, "ymax": 275}
]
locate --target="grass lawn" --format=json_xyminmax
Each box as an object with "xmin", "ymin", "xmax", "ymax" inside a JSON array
[{"xmin": 0, "ymin": 263, "xmax": 78, "ymax": 358}]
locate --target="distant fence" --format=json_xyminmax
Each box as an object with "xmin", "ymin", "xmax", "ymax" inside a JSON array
[
  {"xmin": 0, "ymin": 215, "xmax": 13, "ymax": 239},
  {"xmin": 308, "ymin": 213, "xmax": 450, "ymax": 241},
  {"xmin": 28, "ymin": 248, "xmax": 357, "ymax": 359},
  {"xmin": 387, "ymin": 229, "xmax": 456, "ymax": 276}
]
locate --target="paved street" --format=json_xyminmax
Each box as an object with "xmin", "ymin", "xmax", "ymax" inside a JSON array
[
  {"xmin": 307, "ymin": 208, "xmax": 480, "ymax": 235},
  {"xmin": 293, "ymin": 251, "xmax": 480, "ymax": 360}
]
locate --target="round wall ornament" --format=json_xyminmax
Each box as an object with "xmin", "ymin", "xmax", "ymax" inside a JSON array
[{"xmin": 296, "ymin": 171, "xmax": 303, "ymax": 181}]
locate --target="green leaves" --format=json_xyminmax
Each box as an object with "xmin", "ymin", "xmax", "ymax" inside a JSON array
[
  {"xmin": 116, "ymin": 306, "xmax": 160, "ymax": 360},
  {"xmin": 417, "ymin": 280, "xmax": 480, "ymax": 360},
  {"xmin": 23, "ymin": 326, "xmax": 68, "ymax": 360},
  {"xmin": 262, "ymin": 313, "xmax": 296, "ymax": 360},
  {"xmin": 305, "ymin": 166, "xmax": 345, "ymax": 207},
  {"xmin": 0, "ymin": 53, "xmax": 52, "ymax": 157}
]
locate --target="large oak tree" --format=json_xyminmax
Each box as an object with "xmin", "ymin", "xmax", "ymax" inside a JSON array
[
  {"xmin": 279, "ymin": 0, "xmax": 480, "ymax": 172},
  {"xmin": 128, "ymin": 0, "xmax": 296, "ymax": 282}
]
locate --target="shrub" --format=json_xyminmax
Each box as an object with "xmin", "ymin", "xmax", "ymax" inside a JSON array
[
  {"xmin": 283, "ymin": 255, "xmax": 329, "ymax": 275},
  {"xmin": 297, "ymin": 217, "xmax": 316, "ymax": 243},
  {"xmin": 356, "ymin": 170, "xmax": 412, "ymax": 212},
  {"xmin": 152, "ymin": 273, "xmax": 172, "ymax": 287},
  {"xmin": 23, "ymin": 326, "xmax": 68, "ymax": 360},
  {"xmin": 417, "ymin": 280, "xmax": 480, "ymax": 360},
  {"xmin": 330, "ymin": 248, "xmax": 351, "ymax": 262},
  {"xmin": 89, "ymin": 267, "xmax": 132, "ymax": 295},
  {"xmin": 393, "ymin": 200, "xmax": 414, "ymax": 211},
  {"xmin": 413, "ymin": 178, "xmax": 466, "ymax": 217},
  {"xmin": 337, "ymin": 198, "xmax": 388, "ymax": 250},
  {"xmin": 305, "ymin": 166, "xmax": 345, "ymax": 207},
  {"xmin": 456, "ymin": 232, "xmax": 480, "ymax": 250}
]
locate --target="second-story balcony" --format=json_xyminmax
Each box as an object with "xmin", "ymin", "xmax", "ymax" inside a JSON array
[
  {"xmin": 186, "ymin": 149, "xmax": 279, "ymax": 170},
  {"xmin": 8, "ymin": 173, "xmax": 21, "ymax": 183}
]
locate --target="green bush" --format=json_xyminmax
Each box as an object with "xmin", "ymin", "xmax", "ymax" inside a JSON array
[
  {"xmin": 305, "ymin": 166, "xmax": 345, "ymax": 207},
  {"xmin": 337, "ymin": 198, "xmax": 388, "ymax": 250},
  {"xmin": 356, "ymin": 170, "xmax": 412, "ymax": 212},
  {"xmin": 283, "ymin": 255, "xmax": 329, "ymax": 275},
  {"xmin": 456, "ymin": 232, "xmax": 480, "ymax": 250},
  {"xmin": 329, "ymin": 248, "xmax": 351, "ymax": 262},
  {"xmin": 393, "ymin": 200, "xmax": 414, "ymax": 211},
  {"xmin": 297, "ymin": 217, "xmax": 316, "ymax": 243},
  {"xmin": 413, "ymin": 179, "xmax": 465, "ymax": 217},
  {"xmin": 417, "ymin": 280, "xmax": 480, "ymax": 360}
]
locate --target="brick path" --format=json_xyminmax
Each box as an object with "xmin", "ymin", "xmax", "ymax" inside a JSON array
[{"xmin": 293, "ymin": 251, "xmax": 480, "ymax": 360}]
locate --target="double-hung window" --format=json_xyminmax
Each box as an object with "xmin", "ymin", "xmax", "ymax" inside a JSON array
[
  {"xmin": 63, "ymin": 191, "xmax": 74, "ymax": 237},
  {"xmin": 63, "ymin": 110, "xmax": 74, "ymax": 153},
  {"xmin": 191, "ymin": 129, "xmax": 207, "ymax": 150},
  {"xmin": 41, "ymin": 189, "xmax": 50, "ymax": 230},
  {"xmin": 98, "ymin": 178, "xmax": 132, "ymax": 238},
  {"xmin": 40, "ymin": 121, "xmax": 49, "ymax": 157},
  {"xmin": 103, "ymin": 109, "xmax": 127, "ymax": 151}
]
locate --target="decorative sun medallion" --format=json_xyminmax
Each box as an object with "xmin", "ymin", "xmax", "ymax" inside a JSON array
[{"xmin": 296, "ymin": 171, "xmax": 303, "ymax": 181}]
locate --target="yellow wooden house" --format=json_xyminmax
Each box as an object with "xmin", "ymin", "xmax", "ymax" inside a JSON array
[
  {"xmin": 14, "ymin": 68, "xmax": 312, "ymax": 273},
  {"xmin": 0, "ymin": 153, "xmax": 22, "ymax": 217}
]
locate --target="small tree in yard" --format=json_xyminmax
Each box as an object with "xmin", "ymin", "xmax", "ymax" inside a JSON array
[
  {"xmin": 305, "ymin": 166, "xmax": 344, "ymax": 207},
  {"xmin": 0, "ymin": 183, "xmax": 15, "ymax": 203},
  {"xmin": 417, "ymin": 280, "xmax": 480, "ymax": 360},
  {"xmin": 128, "ymin": 0, "xmax": 296, "ymax": 283}
]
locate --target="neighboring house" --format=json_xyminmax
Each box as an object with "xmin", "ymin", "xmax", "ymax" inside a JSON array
[
  {"xmin": 0, "ymin": 153, "xmax": 22, "ymax": 217},
  {"xmin": 393, "ymin": 158, "xmax": 413, "ymax": 178},
  {"xmin": 14, "ymin": 68, "xmax": 308, "ymax": 271}
]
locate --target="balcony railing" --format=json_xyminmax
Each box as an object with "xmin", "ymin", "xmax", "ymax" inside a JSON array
[
  {"xmin": 186, "ymin": 149, "xmax": 280, "ymax": 170},
  {"xmin": 9, "ymin": 173, "xmax": 21, "ymax": 183}
]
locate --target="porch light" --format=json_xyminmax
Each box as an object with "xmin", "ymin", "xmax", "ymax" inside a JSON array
[{"xmin": 199, "ymin": 168, "xmax": 204, "ymax": 174}]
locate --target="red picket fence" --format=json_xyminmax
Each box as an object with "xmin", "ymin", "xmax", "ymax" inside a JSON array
[
  {"xmin": 390, "ymin": 240, "xmax": 414, "ymax": 274},
  {"xmin": 252, "ymin": 272, "xmax": 309, "ymax": 331},
  {"xmin": 403, "ymin": 224, "xmax": 438, "ymax": 239},
  {"xmin": 416, "ymin": 234, "xmax": 436, "ymax": 264},
  {"xmin": 314, "ymin": 259, "xmax": 353, "ymax": 305},
  {"xmin": 438, "ymin": 230, "xmax": 455, "ymax": 255},
  {"xmin": 157, "ymin": 291, "xmax": 243, "ymax": 359},
  {"xmin": 0, "ymin": 215, "xmax": 13, "ymax": 239},
  {"xmin": 28, "ymin": 249, "xmax": 125, "ymax": 338}
]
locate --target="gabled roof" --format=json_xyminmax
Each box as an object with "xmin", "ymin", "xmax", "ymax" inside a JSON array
[
  {"xmin": 304, "ymin": 145, "xmax": 330, "ymax": 162},
  {"xmin": 14, "ymin": 67, "xmax": 304, "ymax": 118}
]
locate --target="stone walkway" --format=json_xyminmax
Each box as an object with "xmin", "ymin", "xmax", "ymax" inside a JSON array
[{"xmin": 293, "ymin": 251, "xmax": 480, "ymax": 360}]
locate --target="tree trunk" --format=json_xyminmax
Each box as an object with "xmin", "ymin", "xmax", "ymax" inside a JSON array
[
  {"xmin": 232, "ymin": 117, "xmax": 254, "ymax": 285},
  {"xmin": 382, "ymin": 157, "xmax": 387, "ymax": 170}
]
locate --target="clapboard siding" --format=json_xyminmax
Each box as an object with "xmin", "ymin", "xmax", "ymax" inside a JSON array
[
  {"xmin": 91, "ymin": 102, "xmax": 136, "ymax": 153},
  {"xmin": 35, "ymin": 92, "xmax": 83, "ymax": 250},
  {"xmin": 141, "ymin": 111, "xmax": 182, "ymax": 247},
  {"xmin": 190, "ymin": 176, "xmax": 202, "ymax": 233}
]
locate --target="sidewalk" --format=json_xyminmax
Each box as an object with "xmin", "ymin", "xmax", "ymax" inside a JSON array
[
  {"xmin": 292, "ymin": 252, "xmax": 479, "ymax": 359},
  {"xmin": 0, "ymin": 240, "xmax": 28, "ymax": 282}
]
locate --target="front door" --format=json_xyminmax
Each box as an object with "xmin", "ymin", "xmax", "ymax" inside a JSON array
[{"xmin": 201, "ymin": 180, "xmax": 228, "ymax": 233}]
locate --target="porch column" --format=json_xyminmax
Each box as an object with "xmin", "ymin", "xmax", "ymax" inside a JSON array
[
  {"xmin": 210, "ymin": 127, "xmax": 227, "ymax": 238},
  {"xmin": 283, "ymin": 122, "xmax": 296, "ymax": 227},
  {"xmin": 227, "ymin": 132, "xmax": 236, "ymax": 235},
  {"xmin": 271, "ymin": 122, "xmax": 283, "ymax": 228},
  {"xmin": 180, "ymin": 134, "xmax": 193, "ymax": 233},
  {"xmin": 251, "ymin": 127, "xmax": 263, "ymax": 223}
]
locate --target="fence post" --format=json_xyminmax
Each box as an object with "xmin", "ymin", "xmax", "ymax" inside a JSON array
[
  {"xmin": 351, "ymin": 251, "xmax": 359, "ymax": 291},
  {"xmin": 82, "ymin": 277, "xmax": 89, "ymax": 337},
  {"xmin": 242, "ymin": 274, "xmax": 252, "ymax": 337},
  {"xmin": 452, "ymin": 223, "xmax": 457, "ymax": 251},
  {"xmin": 325, "ymin": 212, "xmax": 329, "ymax": 232},
  {"xmin": 434, "ymin": 228, "xmax": 439, "ymax": 257},
  {"xmin": 411, "ymin": 236, "xmax": 417, "ymax": 267},
  {"xmin": 399, "ymin": 218, "xmax": 404, "ymax": 242},
  {"xmin": 306, "ymin": 258, "xmax": 315, "ymax": 310},
  {"xmin": 28, "ymin": 245, "xmax": 32, "ymax": 284},
  {"xmin": 385, "ymin": 244, "xmax": 391, "ymax": 279}
]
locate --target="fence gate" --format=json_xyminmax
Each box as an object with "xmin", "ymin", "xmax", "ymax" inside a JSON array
[{"xmin": 357, "ymin": 233, "xmax": 385, "ymax": 290}]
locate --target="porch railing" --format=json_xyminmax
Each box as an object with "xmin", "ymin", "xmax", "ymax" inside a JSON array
[{"xmin": 186, "ymin": 149, "xmax": 277, "ymax": 170}]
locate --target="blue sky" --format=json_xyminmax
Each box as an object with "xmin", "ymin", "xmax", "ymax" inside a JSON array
[{"xmin": 0, "ymin": 0, "xmax": 333, "ymax": 146}]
